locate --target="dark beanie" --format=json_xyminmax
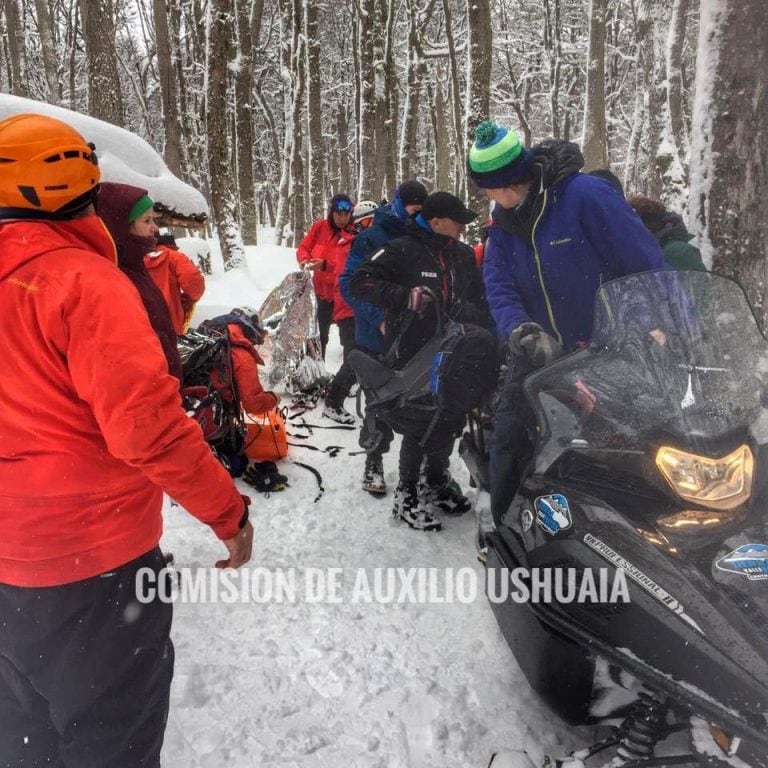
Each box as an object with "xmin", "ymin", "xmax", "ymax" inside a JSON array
[
  {"xmin": 397, "ymin": 180, "xmax": 428, "ymax": 206},
  {"xmin": 468, "ymin": 121, "xmax": 534, "ymax": 189}
]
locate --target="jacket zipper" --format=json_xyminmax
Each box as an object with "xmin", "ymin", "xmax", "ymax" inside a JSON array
[{"xmin": 531, "ymin": 189, "xmax": 563, "ymax": 345}]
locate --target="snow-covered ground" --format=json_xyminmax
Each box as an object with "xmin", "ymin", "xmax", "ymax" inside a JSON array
[{"xmin": 160, "ymin": 233, "xmax": 579, "ymax": 767}]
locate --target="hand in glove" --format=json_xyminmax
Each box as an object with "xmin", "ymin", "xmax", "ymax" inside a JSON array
[
  {"xmin": 509, "ymin": 322, "xmax": 564, "ymax": 367},
  {"xmin": 407, "ymin": 286, "xmax": 433, "ymax": 316}
]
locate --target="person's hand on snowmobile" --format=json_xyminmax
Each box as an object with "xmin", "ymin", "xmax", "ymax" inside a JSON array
[
  {"xmin": 407, "ymin": 285, "xmax": 434, "ymax": 317},
  {"xmin": 509, "ymin": 322, "xmax": 564, "ymax": 367},
  {"xmin": 216, "ymin": 495, "xmax": 254, "ymax": 569}
]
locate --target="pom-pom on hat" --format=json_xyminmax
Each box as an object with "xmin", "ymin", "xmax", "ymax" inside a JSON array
[{"xmin": 468, "ymin": 121, "xmax": 534, "ymax": 189}]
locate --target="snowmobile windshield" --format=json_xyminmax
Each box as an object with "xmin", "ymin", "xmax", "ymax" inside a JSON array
[{"xmin": 524, "ymin": 270, "xmax": 768, "ymax": 470}]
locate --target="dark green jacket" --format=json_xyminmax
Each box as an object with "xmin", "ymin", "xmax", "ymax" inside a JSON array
[{"xmin": 657, "ymin": 215, "xmax": 705, "ymax": 271}]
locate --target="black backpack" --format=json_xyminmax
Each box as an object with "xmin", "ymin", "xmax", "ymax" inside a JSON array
[
  {"xmin": 177, "ymin": 323, "xmax": 247, "ymax": 475},
  {"xmin": 349, "ymin": 320, "xmax": 499, "ymax": 448},
  {"xmin": 428, "ymin": 322, "xmax": 500, "ymax": 416}
]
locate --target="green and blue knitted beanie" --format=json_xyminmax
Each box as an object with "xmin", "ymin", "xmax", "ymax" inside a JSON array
[{"xmin": 468, "ymin": 121, "xmax": 533, "ymax": 189}]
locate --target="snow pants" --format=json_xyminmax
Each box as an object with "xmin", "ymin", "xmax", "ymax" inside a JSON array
[
  {"xmin": 398, "ymin": 413, "xmax": 466, "ymax": 485},
  {"xmin": 326, "ymin": 317, "xmax": 357, "ymax": 408},
  {"xmin": 0, "ymin": 547, "xmax": 174, "ymax": 768},
  {"xmin": 317, "ymin": 298, "xmax": 334, "ymax": 359},
  {"xmin": 490, "ymin": 355, "xmax": 537, "ymax": 527}
]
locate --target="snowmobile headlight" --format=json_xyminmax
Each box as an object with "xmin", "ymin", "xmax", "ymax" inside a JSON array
[{"xmin": 655, "ymin": 445, "xmax": 753, "ymax": 510}]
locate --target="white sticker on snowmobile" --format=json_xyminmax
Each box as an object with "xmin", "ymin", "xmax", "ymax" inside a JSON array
[
  {"xmin": 716, "ymin": 543, "xmax": 768, "ymax": 581},
  {"xmin": 583, "ymin": 533, "xmax": 705, "ymax": 635},
  {"xmin": 535, "ymin": 494, "xmax": 572, "ymax": 535}
]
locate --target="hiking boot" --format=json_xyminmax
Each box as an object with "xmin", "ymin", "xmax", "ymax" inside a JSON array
[
  {"xmin": 362, "ymin": 454, "xmax": 386, "ymax": 495},
  {"xmin": 419, "ymin": 474, "xmax": 472, "ymax": 516},
  {"xmin": 392, "ymin": 483, "xmax": 441, "ymax": 532},
  {"xmin": 322, "ymin": 402, "xmax": 356, "ymax": 425}
]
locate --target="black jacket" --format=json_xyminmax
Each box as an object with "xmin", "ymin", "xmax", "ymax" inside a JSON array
[{"xmin": 349, "ymin": 221, "xmax": 492, "ymax": 365}]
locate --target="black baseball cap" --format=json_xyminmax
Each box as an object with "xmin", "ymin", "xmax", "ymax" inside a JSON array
[{"xmin": 421, "ymin": 192, "xmax": 478, "ymax": 225}]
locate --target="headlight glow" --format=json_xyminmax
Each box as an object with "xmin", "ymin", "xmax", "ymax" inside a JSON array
[{"xmin": 655, "ymin": 444, "xmax": 753, "ymax": 510}]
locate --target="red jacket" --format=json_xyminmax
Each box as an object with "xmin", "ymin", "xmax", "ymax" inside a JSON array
[
  {"xmin": 211, "ymin": 324, "xmax": 278, "ymax": 416},
  {"xmin": 144, "ymin": 244, "xmax": 206, "ymax": 334},
  {"xmin": 332, "ymin": 236, "xmax": 356, "ymax": 322},
  {"xmin": 0, "ymin": 215, "xmax": 245, "ymax": 587},
  {"xmin": 296, "ymin": 218, "xmax": 356, "ymax": 302}
]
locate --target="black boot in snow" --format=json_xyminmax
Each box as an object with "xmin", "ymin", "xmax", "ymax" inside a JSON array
[
  {"xmin": 362, "ymin": 453, "xmax": 386, "ymax": 496},
  {"xmin": 419, "ymin": 474, "xmax": 472, "ymax": 516},
  {"xmin": 392, "ymin": 482, "xmax": 441, "ymax": 531}
]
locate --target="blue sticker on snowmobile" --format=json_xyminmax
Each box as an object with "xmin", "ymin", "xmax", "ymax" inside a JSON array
[
  {"xmin": 535, "ymin": 494, "xmax": 572, "ymax": 535},
  {"xmin": 716, "ymin": 543, "xmax": 768, "ymax": 581}
]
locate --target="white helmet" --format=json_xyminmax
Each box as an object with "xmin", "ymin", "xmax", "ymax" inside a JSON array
[{"xmin": 353, "ymin": 199, "xmax": 379, "ymax": 224}]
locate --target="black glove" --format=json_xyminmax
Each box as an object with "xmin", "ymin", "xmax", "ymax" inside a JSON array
[
  {"xmin": 509, "ymin": 322, "xmax": 564, "ymax": 367},
  {"xmin": 407, "ymin": 286, "xmax": 433, "ymax": 316}
]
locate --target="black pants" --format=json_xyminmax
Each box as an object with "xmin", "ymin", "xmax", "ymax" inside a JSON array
[
  {"xmin": 0, "ymin": 548, "xmax": 174, "ymax": 767},
  {"xmin": 326, "ymin": 317, "xmax": 357, "ymax": 408},
  {"xmin": 398, "ymin": 414, "xmax": 465, "ymax": 485},
  {"xmin": 490, "ymin": 355, "xmax": 537, "ymax": 526},
  {"xmin": 317, "ymin": 298, "xmax": 334, "ymax": 360}
]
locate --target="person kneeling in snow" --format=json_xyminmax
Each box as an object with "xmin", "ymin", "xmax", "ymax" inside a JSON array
[{"xmin": 203, "ymin": 308, "xmax": 288, "ymax": 492}]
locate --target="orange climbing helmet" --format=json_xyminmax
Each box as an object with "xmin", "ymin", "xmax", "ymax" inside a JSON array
[{"xmin": 0, "ymin": 113, "xmax": 100, "ymax": 219}]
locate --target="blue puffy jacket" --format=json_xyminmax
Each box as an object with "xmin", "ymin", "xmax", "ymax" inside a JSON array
[
  {"xmin": 339, "ymin": 203, "xmax": 409, "ymax": 353},
  {"xmin": 484, "ymin": 158, "xmax": 668, "ymax": 350}
]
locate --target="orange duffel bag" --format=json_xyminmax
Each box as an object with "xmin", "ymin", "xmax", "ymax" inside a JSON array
[{"xmin": 244, "ymin": 407, "xmax": 288, "ymax": 461}]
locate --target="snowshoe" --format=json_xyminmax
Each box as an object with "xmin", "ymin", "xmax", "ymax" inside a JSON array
[
  {"xmin": 419, "ymin": 474, "xmax": 471, "ymax": 516},
  {"xmin": 322, "ymin": 402, "xmax": 356, "ymax": 425},
  {"xmin": 242, "ymin": 461, "xmax": 289, "ymax": 493},
  {"xmin": 362, "ymin": 454, "xmax": 386, "ymax": 495},
  {"xmin": 487, "ymin": 751, "xmax": 537, "ymax": 768},
  {"xmin": 392, "ymin": 483, "xmax": 441, "ymax": 531}
]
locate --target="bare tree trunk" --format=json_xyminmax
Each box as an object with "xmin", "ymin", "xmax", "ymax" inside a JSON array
[
  {"xmin": 356, "ymin": 0, "xmax": 377, "ymax": 198},
  {"xmin": 305, "ymin": 0, "xmax": 325, "ymax": 216},
  {"xmin": 431, "ymin": 74, "xmax": 451, "ymax": 191},
  {"xmin": 34, "ymin": 0, "xmax": 61, "ymax": 101},
  {"xmin": 399, "ymin": 0, "xmax": 428, "ymax": 182},
  {"xmin": 273, "ymin": 0, "xmax": 294, "ymax": 244},
  {"xmin": 690, "ymin": 0, "xmax": 768, "ymax": 325},
  {"xmin": 378, "ymin": 0, "xmax": 397, "ymax": 196},
  {"xmin": 4, "ymin": 0, "xmax": 29, "ymax": 97},
  {"xmin": 665, "ymin": 0, "xmax": 692, "ymax": 176},
  {"xmin": 582, "ymin": 0, "xmax": 608, "ymax": 170},
  {"xmin": 234, "ymin": 0, "xmax": 258, "ymax": 244},
  {"xmin": 79, "ymin": 0, "xmax": 124, "ymax": 125},
  {"xmin": 337, "ymin": 105, "xmax": 352, "ymax": 198},
  {"xmin": 543, "ymin": 0, "xmax": 562, "ymax": 139},
  {"xmin": 466, "ymin": 0, "xmax": 492, "ymax": 231},
  {"xmin": 288, "ymin": 0, "xmax": 307, "ymax": 244},
  {"xmin": 207, "ymin": 0, "xmax": 246, "ymax": 268},
  {"xmin": 153, "ymin": 0, "xmax": 183, "ymax": 176},
  {"xmin": 441, "ymin": 0, "xmax": 464, "ymax": 196}
]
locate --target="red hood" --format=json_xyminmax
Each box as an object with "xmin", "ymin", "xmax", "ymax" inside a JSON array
[
  {"xmin": 0, "ymin": 214, "xmax": 118, "ymax": 280},
  {"xmin": 144, "ymin": 244, "xmax": 171, "ymax": 269}
]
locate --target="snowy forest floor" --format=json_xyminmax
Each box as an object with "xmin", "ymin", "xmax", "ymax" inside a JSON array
[{"xmin": 159, "ymin": 236, "xmax": 581, "ymax": 767}]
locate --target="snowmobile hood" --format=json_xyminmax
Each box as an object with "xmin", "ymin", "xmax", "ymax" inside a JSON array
[{"xmin": 0, "ymin": 214, "xmax": 118, "ymax": 281}]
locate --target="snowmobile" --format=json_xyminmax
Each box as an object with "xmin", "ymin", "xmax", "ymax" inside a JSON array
[{"xmin": 481, "ymin": 271, "xmax": 768, "ymax": 768}]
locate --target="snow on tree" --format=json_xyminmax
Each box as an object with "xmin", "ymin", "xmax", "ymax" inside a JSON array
[{"xmin": 689, "ymin": 0, "xmax": 768, "ymax": 327}]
